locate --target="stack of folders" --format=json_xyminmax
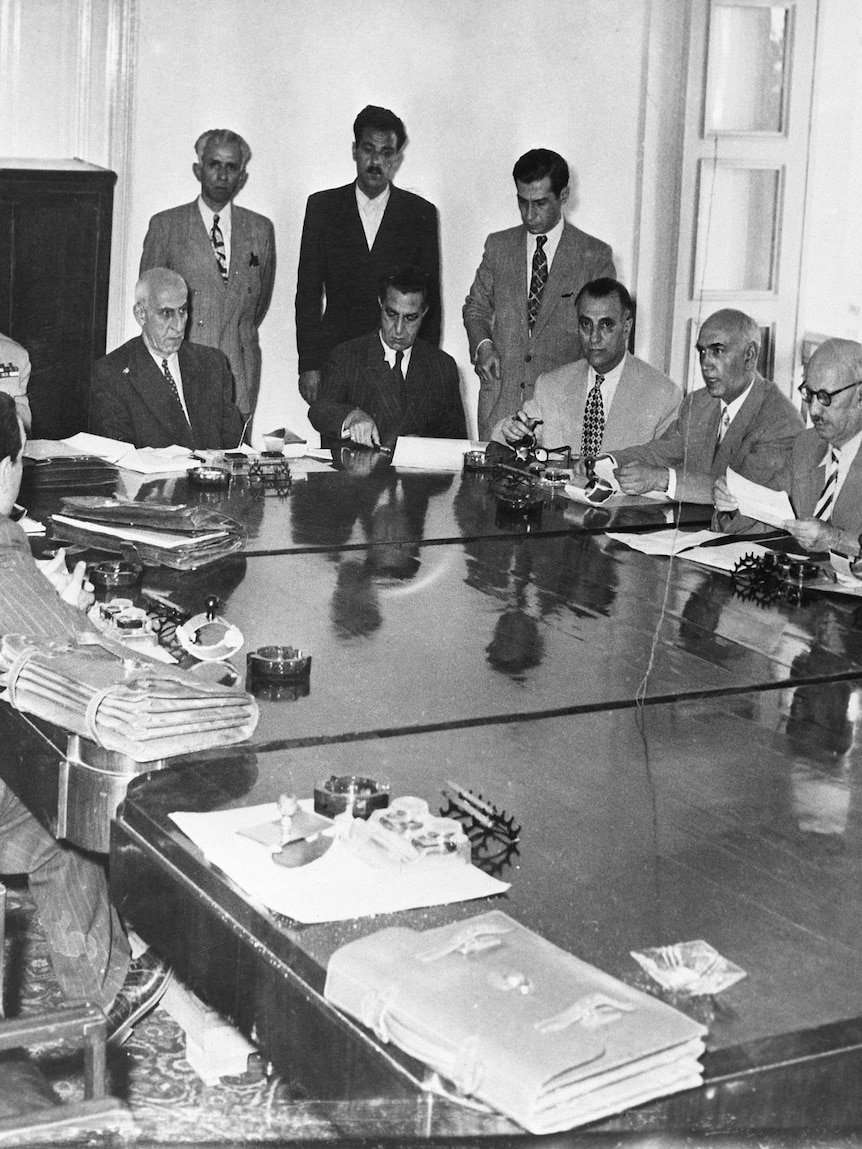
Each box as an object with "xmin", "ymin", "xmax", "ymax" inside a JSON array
[
  {"xmin": 0, "ymin": 634, "xmax": 258, "ymax": 761},
  {"xmin": 325, "ymin": 910, "xmax": 707, "ymax": 1134}
]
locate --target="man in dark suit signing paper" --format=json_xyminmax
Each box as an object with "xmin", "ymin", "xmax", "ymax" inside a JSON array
[
  {"xmin": 90, "ymin": 267, "xmax": 245, "ymax": 450},
  {"xmin": 308, "ymin": 267, "xmax": 465, "ymax": 450},
  {"xmin": 295, "ymin": 105, "xmax": 441, "ymax": 405}
]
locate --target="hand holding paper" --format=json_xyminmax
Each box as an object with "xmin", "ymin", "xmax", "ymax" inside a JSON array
[{"xmin": 725, "ymin": 468, "xmax": 794, "ymax": 528}]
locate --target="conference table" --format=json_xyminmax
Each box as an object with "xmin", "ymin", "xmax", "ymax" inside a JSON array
[{"xmin": 9, "ymin": 450, "xmax": 862, "ymax": 1141}]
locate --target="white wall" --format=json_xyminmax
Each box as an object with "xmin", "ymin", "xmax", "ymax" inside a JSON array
[{"xmin": 123, "ymin": 0, "xmax": 650, "ymax": 442}]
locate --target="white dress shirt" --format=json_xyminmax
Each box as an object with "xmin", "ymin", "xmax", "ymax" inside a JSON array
[
  {"xmin": 198, "ymin": 197, "xmax": 232, "ymax": 273},
  {"xmin": 667, "ymin": 380, "xmax": 754, "ymax": 500},
  {"xmin": 356, "ymin": 182, "xmax": 391, "ymax": 250},
  {"xmin": 820, "ymin": 427, "xmax": 862, "ymax": 501},
  {"xmin": 146, "ymin": 348, "xmax": 191, "ymax": 423}
]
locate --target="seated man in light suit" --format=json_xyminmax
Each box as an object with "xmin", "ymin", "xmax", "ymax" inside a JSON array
[
  {"xmin": 491, "ymin": 278, "xmax": 680, "ymax": 455},
  {"xmin": 0, "ymin": 393, "xmax": 171, "ymax": 1046},
  {"xmin": 90, "ymin": 268, "xmax": 245, "ymax": 450},
  {"xmin": 308, "ymin": 266, "xmax": 466, "ymax": 451},
  {"xmin": 614, "ymin": 309, "xmax": 803, "ymax": 506},
  {"xmin": 0, "ymin": 330, "xmax": 32, "ymax": 431},
  {"xmin": 716, "ymin": 339, "xmax": 862, "ymax": 552}
]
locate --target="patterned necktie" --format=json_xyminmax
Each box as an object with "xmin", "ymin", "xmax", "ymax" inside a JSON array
[
  {"xmin": 527, "ymin": 235, "xmax": 548, "ymax": 331},
  {"xmin": 717, "ymin": 407, "xmax": 731, "ymax": 443},
  {"xmin": 161, "ymin": 358, "xmax": 192, "ymax": 429},
  {"xmin": 814, "ymin": 446, "xmax": 840, "ymax": 521},
  {"xmin": 581, "ymin": 373, "xmax": 605, "ymax": 459},
  {"xmin": 393, "ymin": 350, "xmax": 404, "ymax": 379},
  {"xmin": 211, "ymin": 214, "xmax": 228, "ymax": 281}
]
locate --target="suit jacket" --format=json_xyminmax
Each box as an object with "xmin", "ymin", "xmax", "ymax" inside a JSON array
[
  {"xmin": 308, "ymin": 333, "xmax": 466, "ymax": 448},
  {"xmin": 89, "ymin": 336, "xmax": 245, "ymax": 450},
  {"xmin": 491, "ymin": 353, "xmax": 680, "ymax": 454},
  {"xmin": 783, "ymin": 428, "xmax": 862, "ymax": 545},
  {"xmin": 140, "ymin": 200, "xmax": 275, "ymax": 415},
  {"xmin": 0, "ymin": 331, "xmax": 31, "ymax": 430},
  {"xmin": 614, "ymin": 374, "xmax": 804, "ymax": 503},
  {"xmin": 295, "ymin": 182, "xmax": 441, "ymax": 373},
  {"xmin": 463, "ymin": 220, "xmax": 615, "ymax": 439}
]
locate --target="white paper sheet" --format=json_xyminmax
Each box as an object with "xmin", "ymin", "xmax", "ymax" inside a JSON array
[
  {"xmin": 606, "ymin": 529, "xmax": 723, "ymax": 556},
  {"xmin": 170, "ymin": 802, "xmax": 509, "ymax": 923},
  {"xmin": 392, "ymin": 436, "xmax": 475, "ymax": 471},
  {"xmin": 726, "ymin": 468, "xmax": 795, "ymax": 528},
  {"xmin": 680, "ymin": 540, "xmax": 772, "ymax": 572},
  {"xmin": 60, "ymin": 432, "xmax": 135, "ymax": 463}
]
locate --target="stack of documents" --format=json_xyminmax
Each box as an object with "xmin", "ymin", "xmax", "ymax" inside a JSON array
[
  {"xmin": 0, "ymin": 633, "xmax": 258, "ymax": 761},
  {"xmin": 325, "ymin": 910, "xmax": 706, "ymax": 1133}
]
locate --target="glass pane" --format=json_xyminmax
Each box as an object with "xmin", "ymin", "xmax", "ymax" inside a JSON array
[
  {"xmin": 696, "ymin": 164, "xmax": 779, "ymax": 291},
  {"xmin": 706, "ymin": 4, "xmax": 788, "ymax": 132}
]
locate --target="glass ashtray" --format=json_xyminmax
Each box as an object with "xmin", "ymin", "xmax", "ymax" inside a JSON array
[
  {"xmin": 630, "ymin": 940, "xmax": 746, "ymax": 996},
  {"xmin": 247, "ymin": 645, "xmax": 311, "ymax": 681}
]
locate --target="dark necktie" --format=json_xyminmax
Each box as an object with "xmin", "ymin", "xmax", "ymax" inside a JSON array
[
  {"xmin": 581, "ymin": 373, "xmax": 605, "ymax": 459},
  {"xmin": 393, "ymin": 350, "xmax": 404, "ymax": 379},
  {"xmin": 814, "ymin": 447, "xmax": 840, "ymax": 521},
  {"xmin": 211, "ymin": 214, "xmax": 228, "ymax": 281},
  {"xmin": 527, "ymin": 235, "xmax": 548, "ymax": 331},
  {"xmin": 161, "ymin": 358, "xmax": 192, "ymax": 431}
]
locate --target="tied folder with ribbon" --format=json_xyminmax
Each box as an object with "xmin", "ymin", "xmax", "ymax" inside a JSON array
[{"xmin": 325, "ymin": 910, "xmax": 706, "ymax": 1134}]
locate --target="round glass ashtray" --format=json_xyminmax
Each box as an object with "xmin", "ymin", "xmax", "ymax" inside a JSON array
[
  {"xmin": 313, "ymin": 774, "xmax": 390, "ymax": 819},
  {"xmin": 87, "ymin": 559, "xmax": 143, "ymax": 588},
  {"xmin": 246, "ymin": 645, "xmax": 311, "ymax": 681},
  {"xmin": 463, "ymin": 449, "xmax": 495, "ymax": 473}
]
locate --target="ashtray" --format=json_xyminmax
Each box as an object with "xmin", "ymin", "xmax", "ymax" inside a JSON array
[
  {"xmin": 490, "ymin": 474, "xmax": 544, "ymax": 514},
  {"xmin": 463, "ymin": 450, "xmax": 495, "ymax": 473},
  {"xmin": 188, "ymin": 465, "xmax": 230, "ymax": 488},
  {"xmin": 630, "ymin": 940, "xmax": 747, "ymax": 996},
  {"xmin": 314, "ymin": 774, "xmax": 390, "ymax": 819},
  {"xmin": 87, "ymin": 559, "xmax": 143, "ymax": 588},
  {"xmin": 540, "ymin": 468, "xmax": 571, "ymax": 485},
  {"xmin": 177, "ymin": 596, "xmax": 244, "ymax": 661},
  {"xmin": 246, "ymin": 645, "xmax": 311, "ymax": 682}
]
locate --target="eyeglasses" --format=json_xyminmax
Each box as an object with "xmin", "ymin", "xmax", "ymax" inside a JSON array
[{"xmin": 798, "ymin": 380, "xmax": 862, "ymax": 407}]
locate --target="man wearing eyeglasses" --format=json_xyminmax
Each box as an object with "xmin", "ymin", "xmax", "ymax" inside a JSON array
[{"xmin": 717, "ymin": 338, "xmax": 862, "ymax": 552}]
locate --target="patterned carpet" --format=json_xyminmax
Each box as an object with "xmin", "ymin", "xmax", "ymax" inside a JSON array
[{"xmin": 0, "ymin": 880, "xmax": 349, "ymax": 1146}]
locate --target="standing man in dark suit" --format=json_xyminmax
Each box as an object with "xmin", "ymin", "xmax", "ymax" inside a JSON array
[
  {"xmin": 90, "ymin": 268, "xmax": 245, "ymax": 450},
  {"xmin": 308, "ymin": 267, "xmax": 465, "ymax": 450},
  {"xmin": 615, "ymin": 309, "xmax": 803, "ymax": 509},
  {"xmin": 464, "ymin": 149, "xmax": 616, "ymax": 439},
  {"xmin": 296, "ymin": 105, "xmax": 441, "ymax": 406},
  {"xmin": 140, "ymin": 129, "xmax": 275, "ymax": 423}
]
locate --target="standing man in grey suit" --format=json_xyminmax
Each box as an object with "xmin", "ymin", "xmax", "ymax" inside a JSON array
[
  {"xmin": 140, "ymin": 128, "xmax": 275, "ymax": 423},
  {"xmin": 491, "ymin": 278, "xmax": 680, "ymax": 455},
  {"xmin": 464, "ymin": 149, "xmax": 616, "ymax": 440},
  {"xmin": 296, "ymin": 105, "xmax": 441, "ymax": 406},
  {"xmin": 308, "ymin": 266, "xmax": 465, "ymax": 450}
]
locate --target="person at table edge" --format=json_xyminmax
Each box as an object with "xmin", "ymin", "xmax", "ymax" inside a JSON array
[
  {"xmin": 463, "ymin": 148, "xmax": 616, "ymax": 440},
  {"xmin": 296, "ymin": 105, "xmax": 441, "ymax": 406},
  {"xmin": 308, "ymin": 265, "xmax": 466, "ymax": 450},
  {"xmin": 490, "ymin": 278, "xmax": 680, "ymax": 456},
  {"xmin": 140, "ymin": 128, "xmax": 275, "ymax": 423},
  {"xmin": 715, "ymin": 338, "xmax": 862, "ymax": 552},
  {"xmin": 613, "ymin": 309, "xmax": 803, "ymax": 519},
  {"xmin": 0, "ymin": 392, "xmax": 171, "ymax": 1045},
  {"xmin": 0, "ymin": 330, "xmax": 32, "ymax": 431},
  {"xmin": 89, "ymin": 267, "xmax": 246, "ymax": 450}
]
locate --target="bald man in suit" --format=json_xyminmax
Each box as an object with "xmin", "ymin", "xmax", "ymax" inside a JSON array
[
  {"xmin": 90, "ymin": 268, "xmax": 245, "ymax": 450},
  {"xmin": 140, "ymin": 129, "xmax": 275, "ymax": 421}
]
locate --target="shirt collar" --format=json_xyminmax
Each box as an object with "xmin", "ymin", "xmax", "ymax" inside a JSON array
[
  {"xmin": 356, "ymin": 182, "xmax": 391, "ymax": 213},
  {"xmin": 721, "ymin": 379, "xmax": 754, "ymax": 423},
  {"xmin": 591, "ymin": 350, "xmax": 627, "ymax": 386},
  {"xmin": 378, "ymin": 332, "xmax": 413, "ymax": 372},
  {"xmin": 197, "ymin": 196, "xmax": 232, "ymax": 229},
  {"xmin": 528, "ymin": 215, "xmax": 564, "ymax": 251}
]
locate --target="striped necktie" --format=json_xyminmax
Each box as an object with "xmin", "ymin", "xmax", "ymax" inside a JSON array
[
  {"xmin": 211, "ymin": 214, "xmax": 228, "ymax": 281},
  {"xmin": 813, "ymin": 446, "xmax": 840, "ymax": 521}
]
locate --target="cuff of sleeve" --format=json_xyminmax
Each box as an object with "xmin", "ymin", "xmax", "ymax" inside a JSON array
[{"xmin": 665, "ymin": 468, "xmax": 677, "ymax": 500}]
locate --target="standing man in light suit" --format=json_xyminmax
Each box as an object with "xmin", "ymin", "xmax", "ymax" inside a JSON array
[
  {"xmin": 140, "ymin": 129, "xmax": 275, "ymax": 425},
  {"xmin": 463, "ymin": 149, "xmax": 616, "ymax": 440}
]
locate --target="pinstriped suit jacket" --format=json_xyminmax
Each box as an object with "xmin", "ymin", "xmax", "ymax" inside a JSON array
[
  {"xmin": 308, "ymin": 333, "xmax": 466, "ymax": 449},
  {"xmin": 783, "ymin": 427, "xmax": 862, "ymax": 542},
  {"xmin": 140, "ymin": 200, "xmax": 275, "ymax": 416}
]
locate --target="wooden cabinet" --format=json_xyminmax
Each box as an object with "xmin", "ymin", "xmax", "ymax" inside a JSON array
[{"xmin": 0, "ymin": 159, "xmax": 115, "ymax": 438}]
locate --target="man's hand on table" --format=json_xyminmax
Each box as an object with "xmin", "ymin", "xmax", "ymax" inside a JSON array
[
  {"xmin": 614, "ymin": 461, "xmax": 669, "ymax": 496},
  {"xmin": 342, "ymin": 408, "xmax": 381, "ymax": 449},
  {"xmin": 474, "ymin": 342, "xmax": 502, "ymax": 385},
  {"xmin": 783, "ymin": 517, "xmax": 844, "ymax": 554},
  {"xmin": 298, "ymin": 369, "xmax": 321, "ymax": 405},
  {"xmin": 37, "ymin": 550, "xmax": 95, "ymax": 610}
]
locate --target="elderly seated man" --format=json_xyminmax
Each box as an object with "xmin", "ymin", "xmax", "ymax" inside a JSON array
[
  {"xmin": 90, "ymin": 267, "xmax": 245, "ymax": 450},
  {"xmin": 613, "ymin": 308, "xmax": 803, "ymax": 508},
  {"xmin": 491, "ymin": 278, "xmax": 680, "ymax": 456},
  {"xmin": 716, "ymin": 338, "xmax": 862, "ymax": 552},
  {"xmin": 309, "ymin": 266, "xmax": 466, "ymax": 451},
  {"xmin": 0, "ymin": 393, "xmax": 171, "ymax": 1044}
]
